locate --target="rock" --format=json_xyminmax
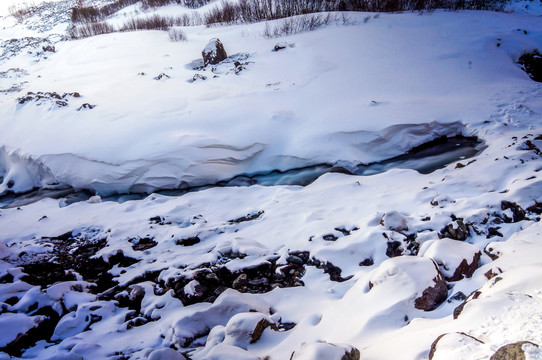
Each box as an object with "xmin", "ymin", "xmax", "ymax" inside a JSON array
[
  {"xmin": 154, "ymin": 73, "xmax": 170, "ymax": 80},
  {"xmin": 223, "ymin": 312, "xmax": 278, "ymax": 349},
  {"xmin": 42, "ymin": 45, "xmax": 55, "ymax": 52},
  {"xmin": 171, "ymin": 289, "xmax": 270, "ymax": 348},
  {"xmin": 369, "ymin": 256, "xmax": 447, "ymax": 311},
  {"xmin": 501, "ymin": 201, "xmax": 526, "ymax": 223},
  {"xmin": 273, "ymin": 42, "xmax": 287, "ymax": 51},
  {"xmin": 441, "ymin": 218, "xmax": 469, "ymax": 241},
  {"xmin": 381, "ymin": 211, "xmax": 409, "ymax": 232},
  {"xmin": 419, "ymin": 239, "xmax": 481, "ymax": 281},
  {"xmin": 290, "ymin": 341, "xmax": 360, "ymax": 360},
  {"xmin": 148, "ymin": 348, "xmax": 187, "ymax": 360},
  {"xmin": 429, "ymin": 332, "xmax": 485, "ymax": 360},
  {"xmin": 518, "ymin": 50, "xmax": 542, "ymax": 82},
  {"xmin": 77, "ymin": 103, "xmax": 95, "ymax": 111},
  {"xmin": 490, "ymin": 341, "xmax": 540, "ymax": 360},
  {"xmin": 232, "ymin": 274, "xmax": 248, "ymax": 290},
  {"xmin": 202, "ymin": 38, "xmax": 228, "ymax": 66},
  {"xmin": 192, "ymin": 73, "xmax": 207, "ymax": 82}
]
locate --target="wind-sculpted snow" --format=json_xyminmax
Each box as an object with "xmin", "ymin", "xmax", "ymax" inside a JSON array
[{"xmin": 0, "ymin": 122, "xmax": 474, "ymax": 196}]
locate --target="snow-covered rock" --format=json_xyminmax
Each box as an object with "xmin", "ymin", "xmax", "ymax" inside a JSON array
[
  {"xmin": 369, "ymin": 256, "xmax": 447, "ymax": 311},
  {"xmin": 420, "ymin": 239, "xmax": 481, "ymax": 281},
  {"xmin": 290, "ymin": 341, "xmax": 360, "ymax": 360},
  {"xmin": 202, "ymin": 38, "xmax": 227, "ymax": 66},
  {"xmin": 171, "ymin": 289, "xmax": 270, "ymax": 347}
]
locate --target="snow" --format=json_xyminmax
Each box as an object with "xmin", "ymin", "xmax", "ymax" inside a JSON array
[{"xmin": 0, "ymin": 1, "xmax": 542, "ymax": 359}]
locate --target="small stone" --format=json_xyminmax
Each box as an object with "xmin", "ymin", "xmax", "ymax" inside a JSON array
[
  {"xmin": 286, "ymin": 255, "xmax": 304, "ymax": 265},
  {"xmin": 232, "ymin": 274, "xmax": 248, "ymax": 290}
]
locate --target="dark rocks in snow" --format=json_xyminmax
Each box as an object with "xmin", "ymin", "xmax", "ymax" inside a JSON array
[
  {"xmin": 192, "ymin": 73, "xmax": 207, "ymax": 82},
  {"xmin": 149, "ymin": 216, "xmax": 171, "ymax": 225},
  {"xmin": 176, "ymin": 236, "xmax": 201, "ymax": 246},
  {"xmin": 0, "ymin": 306, "xmax": 62, "ymax": 357},
  {"xmin": 386, "ymin": 240, "xmax": 404, "ymax": 258},
  {"xmin": 487, "ymin": 227, "xmax": 503, "ymax": 238},
  {"xmin": 228, "ymin": 210, "xmax": 264, "ymax": 224},
  {"xmin": 232, "ymin": 273, "xmax": 248, "ymax": 290},
  {"xmin": 501, "ymin": 200, "xmax": 526, "ymax": 223},
  {"xmin": 42, "ymin": 45, "xmax": 55, "ymax": 52},
  {"xmin": 309, "ymin": 258, "xmax": 353, "ymax": 282},
  {"xmin": 17, "ymin": 91, "xmax": 81, "ymax": 108},
  {"xmin": 518, "ymin": 50, "xmax": 542, "ymax": 82},
  {"xmin": 272, "ymin": 42, "xmax": 295, "ymax": 52},
  {"xmin": 490, "ymin": 341, "xmax": 540, "ymax": 360},
  {"xmin": 440, "ymin": 218, "xmax": 469, "ymax": 241},
  {"xmin": 447, "ymin": 291, "xmax": 467, "ymax": 303},
  {"xmin": 526, "ymin": 199, "xmax": 542, "ymax": 214},
  {"xmin": 19, "ymin": 232, "xmax": 121, "ymax": 293},
  {"xmin": 359, "ymin": 258, "xmax": 374, "ymax": 266},
  {"xmin": 131, "ymin": 237, "xmax": 157, "ymax": 251},
  {"xmin": 77, "ymin": 103, "xmax": 95, "ymax": 111},
  {"xmin": 154, "ymin": 73, "xmax": 170, "ymax": 80},
  {"xmin": 202, "ymin": 38, "xmax": 228, "ymax": 66},
  {"xmin": 323, "ymin": 233, "xmax": 339, "ymax": 241},
  {"xmin": 273, "ymin": 42, "xmax": 287, "ymax": 51},
  {"xmin": 290, "ymin": 341, "xmax": 360, "ymax": 360}
]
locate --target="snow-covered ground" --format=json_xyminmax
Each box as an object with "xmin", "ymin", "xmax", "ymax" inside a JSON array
[{"xmin": 1, "ymin": 0, "xmax": 542, "ymax": 359}]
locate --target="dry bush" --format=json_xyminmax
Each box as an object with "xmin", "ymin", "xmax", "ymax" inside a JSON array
[
  {"xmin": 263, "ymin": 13, "xmax": 346, "ymax": 38},
  {"xmin": 69, "ymin": 21, "xmax": 115, "ymax": 38},
  {"xmin": 120, "ymin": 15, "xmax": 184, "ymax": 31},
  {"xmin": 168, "ymin": 28, "xmax": 187, "ymax": 41},
  {"xmin": 8, "ymin": 2, "xmax": 35, "ymax": 22}
]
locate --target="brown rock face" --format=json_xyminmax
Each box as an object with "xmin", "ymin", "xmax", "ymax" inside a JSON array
[
  {"xmin": 490, "ymin": 341, "xmax": 539, "ymax": 360},
  {"xmin": 202, "ymin": 38, "xmax": 228, "ymax": 66},
  {"xmin": 447, "ymin": 251, "xmax": 482, "ymax": 282},
  {"xmin": 414, "ymin": 273, "xmax": 448, "ymax": 311},
  {"xmin": 250, "ymin": 318, "xmax": 278, "ymax": 343}
]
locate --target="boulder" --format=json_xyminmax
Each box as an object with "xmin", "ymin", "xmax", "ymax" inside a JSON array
[
  {"xmin": 380, "ymin": 211, "xmax": 409, "ymax": 232},
  {"xmin": 148, "ymin": 348, "xmax": 187, "ymax": 360},
  {"xmin": 429, "ymin": 332, "xmax": 486, "ymax": 360},
  {"xmin": 290, "ymin": 341, "xmax": 360, "ymax": 360},
  {"xmin": 518, "ymin": 50, "xmax": 542, "ymax": 82},
  {"xmin": 202, "ymin": 38, "xmax": 228, "ymax": 66},
  {"xmin": 419, "ymin": 239, "xmax": 481, "ymax": 281},
  {"xmin": 171, "ymin": 289, "xmax": 270, "ymax": 348},
  {"xmin": 223, "ymin": 312, "xmax": 278, "ymax": 349},
  {"xmin": 490, "ymin": 341, "xmax": 540, "ymax": 360},
  {"xmin": 369, "ymin": 256, "xmax": 447, "ymax": 311}
]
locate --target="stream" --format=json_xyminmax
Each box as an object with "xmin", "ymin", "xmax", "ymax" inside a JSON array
[{"xmin": 0, "ymin": 135, "xmax": 483, "ymax": 209}]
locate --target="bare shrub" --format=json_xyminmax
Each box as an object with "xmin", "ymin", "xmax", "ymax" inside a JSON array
[
  {"xmin": 120, "ymin": 15, "xmax": 184, "ymax": 31},
  {"xmin": 263, "ymin": 13, "xmax": 351, "ymax": 38},
  {"xmin": 168, "ymin": 28, "xmax": 187, "ymax": 41},
  {"xmin": 71, "ymin": 0, "xmax": 140, "ymax": 23},
  {"xmin": 8, "ymin": 2, "xmax": 35, "ymax": 22},
  {"xmin": 69, "ymin": 21, "xmax": 115, "ymax": 38}
]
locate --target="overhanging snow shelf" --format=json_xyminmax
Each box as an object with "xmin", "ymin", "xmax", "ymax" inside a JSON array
[{"xmin": 0, "ymin": 135, "xmax": 483, "ymax": 209}]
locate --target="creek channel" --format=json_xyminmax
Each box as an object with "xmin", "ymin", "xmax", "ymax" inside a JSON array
[{"xmin": 0, "ymin": 135, "xmax": 484, "ymax": 209}]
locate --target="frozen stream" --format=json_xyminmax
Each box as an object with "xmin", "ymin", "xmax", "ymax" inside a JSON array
[{"xmin": 0, "ymin": 135, "xmax": 483, "ymax": 208}]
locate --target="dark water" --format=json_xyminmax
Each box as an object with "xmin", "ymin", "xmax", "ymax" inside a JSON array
[{"xmin": 0, "ymin": 136, "xmax": 483, "ymax": 209}]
